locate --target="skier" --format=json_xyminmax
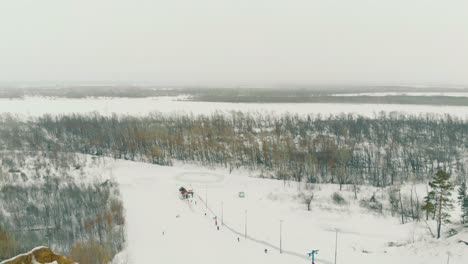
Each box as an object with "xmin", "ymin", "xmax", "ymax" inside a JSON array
[{"xmin": 237, "ymin": 237, "xmax": 240, "ymax": 242}]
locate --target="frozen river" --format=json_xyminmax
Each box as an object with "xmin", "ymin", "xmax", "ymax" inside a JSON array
[{"xmin": 1, "ymin": 96, "xmax": 468, "ymax": 118}]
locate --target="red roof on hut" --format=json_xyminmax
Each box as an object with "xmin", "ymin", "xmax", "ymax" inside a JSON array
[{"xmin": 179, "ymin": 186, "xmax": 188, "ymax": 194}]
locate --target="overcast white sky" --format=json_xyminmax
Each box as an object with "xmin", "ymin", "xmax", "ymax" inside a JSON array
[{"xmin": 0, "ymin": 0, "xmax": 467, "ymax": 87}]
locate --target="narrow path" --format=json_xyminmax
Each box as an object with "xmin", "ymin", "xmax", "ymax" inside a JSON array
[{"xmin": 195, "ymin": 193, "xmax": 333, "ymax": 264}]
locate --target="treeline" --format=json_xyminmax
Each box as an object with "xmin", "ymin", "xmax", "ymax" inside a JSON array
[
  {"xmin": 190, "ymin": 94, "xmax": 468, "ymax": 106},
  {"xmin": 1, "ymin": 112, "xmax": 467, "ymax": 186},
  {"xmin": 0, "ymin": 86, "xmax": 178, "ymax": 98}
]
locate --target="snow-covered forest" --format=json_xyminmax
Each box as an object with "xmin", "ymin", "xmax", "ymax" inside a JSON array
[
  {"xmin": 0, "ymin": 152, "xmax": 125, "ymax": 263},
  {"xmin": 2, "ymin": 112, "xmax": 467, "ymax": 185}
]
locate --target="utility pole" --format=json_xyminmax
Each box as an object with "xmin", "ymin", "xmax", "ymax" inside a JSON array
[
  {"xmin": 280, "ymin": 220, "xmax": 283, "ymax": 254},
  {"xmin": 244, "ymin": 209, "xmax": 248, "ymax": 239},
  {"xmin": 334, "ymin": 229, "xmax": 338, "ymax": 264},
  {"xmin": 221, "ymin": 202, "xmax": 224, "ymax": 226},
  {"xmin": 205, "ymin": 186, "xmax": 208, "ymax": 209}
]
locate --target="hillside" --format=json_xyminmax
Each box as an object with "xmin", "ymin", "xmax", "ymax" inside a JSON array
[
  {"xmin": 0, "ymin": 152, "xmax": 125, "ymax": 262},
  {"xmin": 1, "ymin": 155, "xmax": 467, "ymax": 263},
  {"xmin": 111, "ymin": 160, "xmax": 468, "ymax": 264}
]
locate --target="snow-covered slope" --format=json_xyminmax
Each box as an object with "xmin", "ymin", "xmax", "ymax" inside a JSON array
[
  {"xmin": 0, "ymin": 152, "xmax": 114, "ymax": 187},
  {"xmin": 111, "ymin": 160, "xmax": 468, "ymax": 264},
  {"xmin": 114, "ymin": 162, "xmax": 304, "ymax": 264}
]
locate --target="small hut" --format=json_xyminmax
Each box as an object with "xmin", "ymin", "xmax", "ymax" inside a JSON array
[{"xmin": 179, "ymin": 186, "xmax": 194, "ymax": 199}]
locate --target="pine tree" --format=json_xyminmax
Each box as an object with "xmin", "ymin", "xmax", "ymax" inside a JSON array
[
  {"xmin": 458, "ymin": 181, "xmax": 468, "ymax": 225},
  {"xmin": 424, "ymin": 169, "xmax": 454, "ymax": 239},
  {"xmin": 422, "ymin": 191, "xmax": 435, "ymax": 221}
]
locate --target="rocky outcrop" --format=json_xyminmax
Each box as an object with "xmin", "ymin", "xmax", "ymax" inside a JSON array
[{"xmin": 0, "ymin": 247, "xmax": 74, "ymax": 264}]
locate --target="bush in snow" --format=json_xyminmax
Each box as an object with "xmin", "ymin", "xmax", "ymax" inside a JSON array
[
  {"xmin": 70, "ymin": 240, "xmax": 112, "ymax": 264},
  {"xmin": 331, "ymin": 192, "xmax": 346, "ymax": 205},
  {"xmin": 298, "ymin": 192, "xmax": 314, "ymax": 211},
  {"xmin": 447, "ymin": 228, "xmax": 458, "ymax": 237},
  {"xmin": 359, "ymin": 197, "xmax": 383, "ymax": 213}
]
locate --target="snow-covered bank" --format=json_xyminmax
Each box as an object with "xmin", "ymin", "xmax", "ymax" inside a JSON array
[
  {"xmin": 111, "ymin": 160, "xmax": 468, "ymax": 264},
  {"xmin": 1, "ymin": 96, "xmax": 468, "ymax": 118}
]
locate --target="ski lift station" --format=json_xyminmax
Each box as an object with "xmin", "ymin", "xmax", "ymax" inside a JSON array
[{"xmin": 179, "ymin": 186, "xmax": 194, "ymax": 199}]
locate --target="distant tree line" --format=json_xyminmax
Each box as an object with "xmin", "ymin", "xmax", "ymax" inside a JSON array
[{"xmin": 1, "ymin": 112, "xmax": 467, "ymax": 187}]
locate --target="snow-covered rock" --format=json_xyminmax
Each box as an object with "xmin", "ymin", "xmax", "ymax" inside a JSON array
[{"xmin": 0, "ymin": 247, "xmax": 74, "ymax": 264}]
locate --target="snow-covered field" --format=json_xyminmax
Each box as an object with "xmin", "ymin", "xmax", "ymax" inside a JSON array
[
  {"xmin": 108, "ymin": 160, "xmax": 467, "ymax": 264},
  {"xmin": 1, "ymin": 96, "xmax": 468, "ymax": 118}
]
